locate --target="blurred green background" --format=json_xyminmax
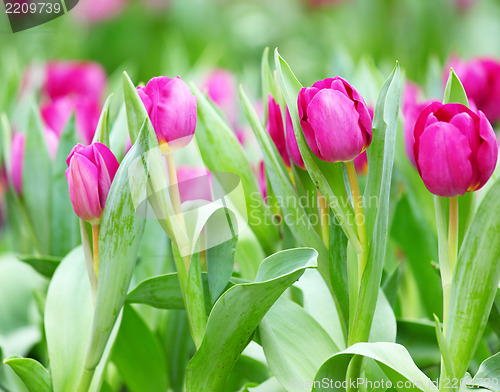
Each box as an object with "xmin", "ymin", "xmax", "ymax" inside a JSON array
[{"xmin": 1, "ymin": 0, "xmax": 500, "ymax": 89}]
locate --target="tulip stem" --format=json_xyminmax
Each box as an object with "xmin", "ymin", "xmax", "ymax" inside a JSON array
[
  {"xmin": 448, "ymin": 196, "xmax": 459, "ymax": 273},
  {"xmin": 345, "ymin": 161, "xmax": 367, "ymax": 285},
  {"xmin": 165, "ymin": 152, "xmax": 187, "ymax": 232},
  {"xmin": 91, "ymin": 224, "xmax": 100, "ymax": 277},
  {"xmin": 318, "ymin": 193, "xmax": 329, "ymax": 247}
]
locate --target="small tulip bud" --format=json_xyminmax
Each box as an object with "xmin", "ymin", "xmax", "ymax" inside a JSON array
[
  {"xmin": 65, "ymin": 143, "xmax": 119, "ymax": 224},
  {"xmin": 137, "ymin": 76, "xmax": 197, "ymax": 152},
  {"xmin": 298, "ymin": 77, "xmax": 372, "ymax": 163},
  {"xmin": 413, "ymin": 102, "xmax": 498, "ymax": 197}
]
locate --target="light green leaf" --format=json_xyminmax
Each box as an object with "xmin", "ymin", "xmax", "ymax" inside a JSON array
[
  {"xmin": 126, "ymin": 272, "xmax": 186, "ymax": 310},
  {"xmin": 247, "ymin": 377, "xmax": 287, "ymax": 392},
  {"xmin": 471, "ymin": 352, "xmax": 500, "ymax": 392},
  {"xmin": 260, "ymin": 298, "xmax": 339, "ymax": 392},
  {"xmin": 433, "ymin": 315, "xmax": 455, "ymax": 378},
  {"xmin": 443, "ymin": 69, "xmax": 469, "ymax": 106},
  {"xmin": 446, "ymin": 178, "xmax": 500, "ymax": 379},
  {"xmin": 350, "ymin": 63, "xmax": 401, "ymax": 345},
  {"xmin": 123, "ymin": 71, "xmax": 148, "ymax": 144},
  {"xmin": 23, "ymin": 105, "xmax": 52, "ymax": 254},
  {"xmin": 3, "ymin": 356, "xmax": 52, "ymax": 392},
  {"xmin": 93, "ymin": 95, "xmax": 112, "ymax": 145},
  {"xmin": 191, "ymin": 84, "xmax": 279, "ymax": 254},
  {"xmin": 45, "ymin": 247, "xmax": 93, "ymax": 392},
  {"xmin": 313, "ymin": 342, "xmax": 438, "ymax": 392},
  {"xmin": 111, "ymin": 306, "xmax": 168, "ymax": 392},
  {"xmin": 186, "ymin": 248, "xmax": 318, "ymax": 392}
]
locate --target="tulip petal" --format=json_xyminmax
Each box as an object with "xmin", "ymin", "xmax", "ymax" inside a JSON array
[
  {"xmin": 267, "ymin": 95, "xmax": 290, "ymax": 166},
  {"xmin": 285, "ymin": 109, "xmax": 305, "ymax": 169},
  {"xmin": 474, "ymin": 111, "xmax": 498, "ymax": 190},
  {"xmin": 92, "ymin": 143, "xmax": 120, "ymax": 209},
  {"xmin": 10, "ymin": 133, "xmax": 25, "ymax": 195},
  {"xmin": 306, "ymin": 89, "xmax": 364, "ymax": 162},
  {"xmin": 417, "ymin": 122, "xmax": 473, "ymax": 197},
  {"xmin": 66, "ymin": 153, "xmax": 102, "ymax": 222}
]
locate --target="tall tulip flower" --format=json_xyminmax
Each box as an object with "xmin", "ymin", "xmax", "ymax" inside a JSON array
[
  {"xmin": 298, "ymin": 77, "xmax": 372, "ymax": 163},
  {"xmin": 451, "ymin": 58, "xmax": 500, "ymax": 124},
  {"xmin": 137, "ymin": 76, "xmax": 197, "ymax": 152},
  {"xmin": 66, "ymin": 143, "xmax": 119, "ymax": 224},
  {"xmin": 413, "ymin": 102, "xmax": 497, "ymax": 197}
]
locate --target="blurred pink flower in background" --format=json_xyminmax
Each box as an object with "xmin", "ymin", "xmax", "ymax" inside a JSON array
[
  {"xmin": 10, "ymin": 133, "xmax": 25, "ymax": 196},
  {"xmin": 73, "ymin": 0, "xmax": 128, "ymax": 23},
  {"xmin": 454, "ymin": 0, "xmax": 477, "ymax": 11},
  {"xmin": 177, "ymin": 166, "xmax": 212, "ymax": 203},
  {"xmin": 45, "ymin": 61, "xmax": 107, "ymax": 102},
  {"xmin": 402, "ymin": 82, "xmax": 438, "ymax": 167},
  {"xmin": 449, "ymin": 57, "xmax": 500, "ymax": 124},
  {"xmin": 258, "ymin": 161, "xmax": 267, "ymax": 200},
  {"xmin": 41, "ymin": 96, "xmax": 101, "ymax": 145},
  {"xmin": 203, "ymin": 69, "xmax": 238, "ymax": 128}
]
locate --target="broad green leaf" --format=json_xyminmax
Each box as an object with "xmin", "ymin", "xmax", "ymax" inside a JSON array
[
  {"xmin": 111, "ymin": 306, "xmax": 168, "ymax": 392},
  {"xmin": 350, "ymin": 63, "xmax": 401, "ymax": 345},
  {"xmin": 443, "ymin": 69, "xmax": 469, "ymax": 107},
  {"xmin": 45, "ymin": 247, "xmax": 93, "ymax": 392},
  {"xmin": 247, "ymin": 377, "xmax": 287, "ymax": 392},
  {"xmin": 23, "ymin": 105, "xmax": 52, "ymax": 254},
  {"xmin": 239, "ymin": 86, "xmax": 325, "ymax": 255},
  {"xmin": 123, "ymin": 71, "xmax": 148, "ymax": 144},
  {"xmin": 397, "ymin": 320, "xmax": 440, "ymax": 369},
  {"xmin": 16, "ymin": 254, "xmax": 61, "ymax": 278},
  {"xmin": 186, "ymin": 248, "xmax": 318, "ymax": 392},
  {"xmin": 3, "ymin": 356, "xmax": 52, "ymax": 392},
  {"xmin": 470, "ymin": 352, "xmax": 500, "ymax": 392},
  {"xmin": 127, "ymin": 272, "xmax": 185, "ymax": 310},
  {"xmin": 260, "ymin": 298, "xmax": 339, "ymax": 392},
  {"xmin": 206, "ymin": 232, "xmax": 237, "ymax": 304},
  {"xmin": 225, "ymin": 355, "xmax": 269, "ymax": 392},
  {"xmin": 81, "ymin": 120, "xmax": 155, "ymax": 377},
  {"xmin": 313, "ymin": 342, "xmax": 438, "ymax": 392},
  {"xmin": 191, "ymin": 84, "xmax": 279, "ymax": 254},
  {"xmin": 369, "ymin": 290, "xmax": 397, "ymax": 343},
  {"xmin": 446, "ymin": 178, "xmax": 500, "ymax": 380},
  {"xmin": 433, "ymin": 315, "xmax": 455, "ymax": 378},
  {"xmin": 50, "ymin": 116, "xmax": 80, "ymax": 257},
  {"xmin": 273, "ymin": 49, "xmax": 360, "ymax": 254}
]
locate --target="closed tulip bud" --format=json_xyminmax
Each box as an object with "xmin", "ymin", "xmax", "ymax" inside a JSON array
[
  {"xmin": 413, "ymin": 102, "xmax": 497, "ymax": 197},
  {"xmin": 298, "ymin": 77, "xmax": 372, "ymax": 163},
  {"xmin": 10, "ymin": 133, "xmax": 25, "ymax": 196},
  {"xmin": 45, "ymin": 61, "xmax": 107, "ymax": 102},
  {"xmin": 137, "ymin": 76, "xmax": 197, "ymax": 152},
  {"xmin": 41, "ymin": 96, "xmax": 101, "ymax": 144},
  {"xmin": 450, "ymin": 57, "xmax": 500, "ymax": 124},
  {"xmin": 65, "ymin": 143, "xmax": 119, "ymax": 224}
]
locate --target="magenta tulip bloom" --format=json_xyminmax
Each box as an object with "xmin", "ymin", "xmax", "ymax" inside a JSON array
[
  {"xmin": 450, "ymin": 58, "xmax": 500, "ymax": 124},
  {"xmin": 137, "ymin": 76, "xmax": 197, "ymax": 151},
  {"xmin": 258, "ymin": 161, "xmax": 267, "ymax": 200},
  {"xmin": 74, "ymin": 0, "xmax": 127, "ymax": 22},
  {"xmin": 298, "ymin": 77, "xmax": 372, "ymax": 163},
  {"xmin": 45, "ymin": 61, "xmax": 107, "ymax": 102},
  {"xmin": 10, "ymin": 133, "xmax": 25, "ymax": 196},
  {"xmin": 266, "ymin": 95, "xmax": 305, "ymax": 169},
  {"xmin": 177, "ymin": 166, "xmax": 212, "ymax": 203},
  {"xmin": 66, "ymin": 143, "xmax": 119, "ymax": 224},
  {"xmin": 41, "ymin": 96, "xmax": 101, "ymax": 144},
  {"xmin": 413, "ymin": 102, "xmax": 497, "ymax": 197}
]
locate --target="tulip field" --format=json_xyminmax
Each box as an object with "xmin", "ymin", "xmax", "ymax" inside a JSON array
[{"xmin": 2, "ymin": 0, "xmax": 500, "ymax": 391}]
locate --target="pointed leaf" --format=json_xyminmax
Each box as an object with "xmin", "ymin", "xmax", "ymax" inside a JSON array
[{"xmin": 3, "ymin": 356, "xmax": 52, "ymax": 392}]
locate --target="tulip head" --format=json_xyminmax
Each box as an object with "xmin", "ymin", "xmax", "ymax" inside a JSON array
[
  {"xmin": 10, "ymin": 133, "xmax": 25, "ymax": 196},
  {"xmin": 45, "ymin": 61, "xmax": 107, "ymax": 102},
  {"xmin": 450, "ymin": 57, "xmax": 500, "ymax": 124},
  {"xmin": 65, "ymin": 143, "xmax": 119, "ymax": 224},
  {"xmin": 413, "ymin": 102, "xmax": 497, "ymax": 197},
  {"xmin": 137, "ymin": 76, "xmax": 197, "ymax": 152},
  {"xmin": 298, "ymin": 77, "xmax": 372, "ymax": 163}
]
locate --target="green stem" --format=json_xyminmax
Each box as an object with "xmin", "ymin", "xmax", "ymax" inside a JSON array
[
  {"xmin": 448, "ymin": 196, "xmax": 459, "ymax": 273},
  {"xmin": 345, "ymin": 161, "xmax": 367, "ymax": 288},
  {"xmin": 76, "ymin": 367, "xmax": 94, "ymax": 392},
  {"xmin": 318, "ymin": 193, "xmax": 329, "ymax": 247}
]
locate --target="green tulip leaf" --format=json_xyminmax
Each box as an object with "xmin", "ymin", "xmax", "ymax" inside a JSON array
[
  {"xmin": 127, "ymin": 272, "xmax": 186, "ymax": 310},
  {"xmin": 259, "ymin": 298, "xmax": 339, "ymax": 392},
  {"xmin": 186, "ymin": 248, "xmax": 318, "ymax": 392},
  {"xmin": 445, "ymin": 178, "xmax": 500, "ymax": 380},
  {"xmin": 3, "ymin": 356, "xmax": 52, "ymax": 392},
  {"xmin": 469, "ymin": 352, "xmax": 500, "ymax": 392},
  {"xmin": 92, "ymin": 94, "xmax": 112, "ymax": 146},
  {"xmin": 44, "ymin": 247, "xmax": 93, "ymax": 392},
  {"xmin": 123, "ymin": 71, "xmax": 148, "ymax": 144},
  {"xmin": 16, "ymin": 254, "xmax": 61, "ymax": 278},
  {"xmin": 313, "ymin": 342, "xmax": 438, "ymax": 392},
  {"xmin": 443, "ymin": 69, "xmax": 469, "ymax": 107},
  {"xmin": 111, "ymin": 306, "xmax": 168, "ymax": 392}
]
